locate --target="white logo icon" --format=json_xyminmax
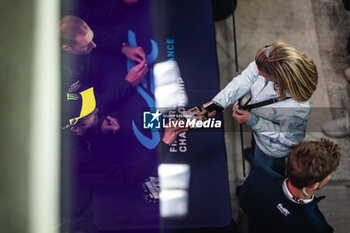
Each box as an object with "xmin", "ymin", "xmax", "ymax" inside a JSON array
[{"xmin": 143, "ymin": 110, "xmax": 162, "ymax": 129}]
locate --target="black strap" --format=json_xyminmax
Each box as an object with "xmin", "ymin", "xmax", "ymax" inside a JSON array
[{"xmin": 242, "ymin": 97, "xmax": 291, "ymax": 111}]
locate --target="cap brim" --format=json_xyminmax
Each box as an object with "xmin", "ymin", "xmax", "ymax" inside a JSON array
[{"xmin": 79, "ymin": 87, "xmax": 96, "ymax": 119}]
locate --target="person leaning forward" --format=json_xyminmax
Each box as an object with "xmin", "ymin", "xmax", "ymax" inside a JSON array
[
  {"xmin": 60, "ymin": 15, "xmax": 148, "ymax": 93},
  {"xmin": 60, "ymin": 87, "xmax": 188, "ymax": 233}
]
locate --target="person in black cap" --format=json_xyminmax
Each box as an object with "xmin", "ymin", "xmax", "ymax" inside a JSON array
[
  {"xmin": 239, "ymin": 138, "xmax": 341, "ymax": 233},
  {"xmin": 60, "ymin": 87, "xmax": 188, "ymax": 233}
]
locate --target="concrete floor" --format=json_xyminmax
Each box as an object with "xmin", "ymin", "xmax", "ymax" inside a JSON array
[{"xmin": 214, "ymin": 0, "xmax": 350, "ymax": 232}]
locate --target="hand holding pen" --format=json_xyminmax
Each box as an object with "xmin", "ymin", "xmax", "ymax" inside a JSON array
[{"xmin": 101, "ymin": 116, "xmax": 120, "ymax": 134}]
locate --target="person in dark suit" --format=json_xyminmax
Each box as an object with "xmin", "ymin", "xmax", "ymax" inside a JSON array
[{"xmin": 239, "ymin": 138, "xmax": 341, "ymax": 233}]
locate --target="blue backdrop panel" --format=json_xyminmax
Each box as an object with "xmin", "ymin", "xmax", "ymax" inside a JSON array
[{"xmin": 92, "ymin": 0, "xmax": 232, "ymax": 230}]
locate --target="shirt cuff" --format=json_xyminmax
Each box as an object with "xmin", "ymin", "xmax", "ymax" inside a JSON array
[{"xmin": 247, "ymin": 114, "xmax": 259, "ymax": 128}]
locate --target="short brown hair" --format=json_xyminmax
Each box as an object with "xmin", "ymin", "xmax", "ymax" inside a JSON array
[
  {"xmin": 255, "ymin": 41, "xmax": 318, "ymax": 102},
  {"xmin": 60, "ymin": 15, "xmax": 89, "ymax": 47},
  {"xmin": 286, "ymin": 138, "xmax": 341, "ymax": 189}
]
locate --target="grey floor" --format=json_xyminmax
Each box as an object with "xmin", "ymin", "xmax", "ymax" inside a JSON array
[{"xmin": 214, "ymin": 0, "xmax": 350, "ymax": 232}]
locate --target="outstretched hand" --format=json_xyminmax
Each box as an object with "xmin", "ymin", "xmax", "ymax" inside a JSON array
[
  {"xmin": 101, "ymin": 116, "xmax": 120, "ymax": 134},
  {"xmin": 125, "ymin": 59, "xmax": 149, "ymax": 86},
  {"xmin": 162, "ymin": 120, "xmax": 189, "ymax": 145},
  {"xmin": 198, "ymin": 101, "xmax": 217, "ymax": 119},
  {"xmin": 122, "ymin": 46, "xmax": 147, "ymax": 64}
]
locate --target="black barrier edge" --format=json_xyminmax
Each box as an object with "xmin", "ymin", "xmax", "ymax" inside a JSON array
[{"xmin": 231, "ymin": 0, "xmax": 247, "ymax": 179}]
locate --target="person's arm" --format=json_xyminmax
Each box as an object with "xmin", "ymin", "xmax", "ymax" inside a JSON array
[
  {"xmin": 212, "ymin": 61, "xmax": 259, "ymax": 109},
  {"xmin": 97, "ymin": 79, "xmax": 133, "ymax": 116},
  {"xmin": 75, "ymin": 122, "xmax": 188, "ymax": 184},
  {"xmin": 97, "ymin": 60, "xmax": 149, "ymax": 115},
  {"xmin": 158, "ymin": 121, "xmax": 189, "ymax": 162},
  {"xmin": 250, "ymin": 106, "xmax": 310, "ymax": 148},
  {"xmin": 76, "ymin": 146, "xmax": 157, "ymax": 185},
  {"xmin": 62, "ymin": 126, "xmax": 155, "ymax": 185},
  {"xmin": 92, "ymin": 27, "xmax": 148, "ymax": 62},
  {"xmin": 232, "ymin": 101, "xmax": 310, "ymax": 148},
  {"xmin": 67, "ymin": 121, "xmax": 187, "ymax": 184}
]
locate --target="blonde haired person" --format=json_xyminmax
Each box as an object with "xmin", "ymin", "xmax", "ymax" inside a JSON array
[{"xmin": 203, "ymin": 41, "xmax": 318, "ymax": 174}]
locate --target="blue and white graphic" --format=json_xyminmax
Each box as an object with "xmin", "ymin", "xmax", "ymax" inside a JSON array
[
  {"xmin": 143, "ymin": 110, "xmax": 162, "ymax": 129},
  {"xmin": 128, "ymin": 30, "xmax": 161, "ymax": 149}
]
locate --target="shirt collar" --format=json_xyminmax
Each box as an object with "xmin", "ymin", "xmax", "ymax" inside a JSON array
[{"xmin": 282, "ymin": 179, "xmax": 314, "ymax": 204}]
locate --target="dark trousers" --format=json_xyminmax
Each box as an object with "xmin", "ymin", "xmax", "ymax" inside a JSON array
[{"xmin": 252, "ymin": 144, "xmax": 286, "ymax": 176}]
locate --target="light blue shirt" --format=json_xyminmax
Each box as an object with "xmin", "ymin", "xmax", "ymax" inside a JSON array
[{"xmin": 213, "ymin": 61, "xmax": 311, "ymax": 158}]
